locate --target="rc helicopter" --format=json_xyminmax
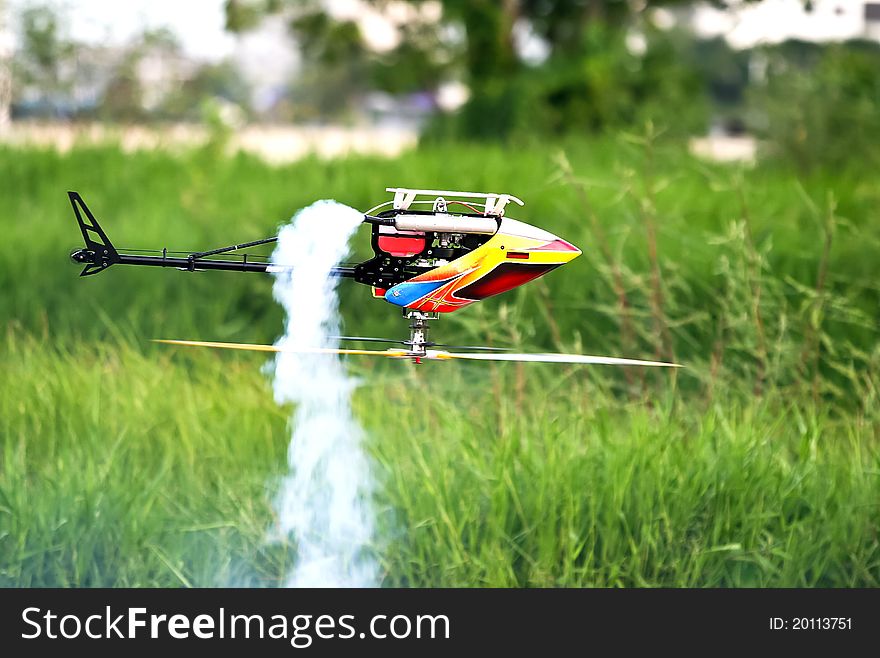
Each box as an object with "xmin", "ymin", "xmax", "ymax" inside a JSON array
[{"xmin": 69, "ymin": 187, "xmax": 678, "ymax": 368}]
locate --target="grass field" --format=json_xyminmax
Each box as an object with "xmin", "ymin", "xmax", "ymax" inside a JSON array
[{"xmin": 1, "ymin": 136, "xmax": 878, "ymax": 586}]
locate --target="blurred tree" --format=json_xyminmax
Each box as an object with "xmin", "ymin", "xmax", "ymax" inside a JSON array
[
  {"xmin": 160, "ymin": 59, "xmax": 252, "ymax": 121},
  {"xmin": 223, "ymin": 0, "xmax": 769, "ymax": 136},
  {"xmin": 443, "ymin": 3, "xmax": 715, "ymax": 139},
  {"xmin": 14, "ymin": 4, "xmax": 77, "ymax": 116},
  {"xmin": 442, "ymin": 0, "xmax": 519, "ymax": 80},
  {"xmin": 225, "ymin": 0, "xmax": 276, "ymax": 33},
  {"xmin": 100, "ymin": 55, "xmax": 144, "ymax": 121},
  {"xmin": 289, "ymin": 8, "xmax": 372, "ymax": 119},
  {"xmin": 100, "ymin": 27, "xmax": 193, "ymax": 122},
  {"xmin": 750, "ymin": 39, "xmax": 880, "ymax": 171},
  {"xmin": 0, "ymin": 0, "xmax": 11, "ymax": 132},
  {"xmin": 690, "ymin": 36, "xmax": 750, "ymax": 108}
]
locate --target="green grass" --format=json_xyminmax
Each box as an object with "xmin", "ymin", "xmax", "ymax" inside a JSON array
[{"xmin": 1, "ymin": 136, "xmax": 878, "ymax": 586}]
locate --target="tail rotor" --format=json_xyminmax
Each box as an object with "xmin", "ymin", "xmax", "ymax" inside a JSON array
[{"xmin": 68, "ymin": 191, "xmax": 120, "ymax": 276}]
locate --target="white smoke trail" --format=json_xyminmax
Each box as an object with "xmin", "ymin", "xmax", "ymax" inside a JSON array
[{"xmin": 268, "ymin": 199, "xmax": 377, "ymax": 587}]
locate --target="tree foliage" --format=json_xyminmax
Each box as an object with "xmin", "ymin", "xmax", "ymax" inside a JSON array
[
  {"xmin": 750, "ymin": 39, "xmax": 880, "ymax": 171},
  {"xmin": 224, "ymin": 0, "xmax": 737, "ymax": 135},
  {"xmin": 14, "ymin": 4, "xmax": 76, "ymax": 112}
]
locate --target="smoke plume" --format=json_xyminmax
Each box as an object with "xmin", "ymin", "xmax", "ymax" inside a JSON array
[{"xmin": 268, "ymin": 200, "xmax": 377, "ymax": 587}]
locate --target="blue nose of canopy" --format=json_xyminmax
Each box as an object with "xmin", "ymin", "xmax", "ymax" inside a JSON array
[{"xmin": 385, "ymin": 279, "xmax": 449, "ymax": 307}]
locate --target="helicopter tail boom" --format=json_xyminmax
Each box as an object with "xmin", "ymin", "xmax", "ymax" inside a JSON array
[{"xmin": 67, "ymin": 191, "xmax": 356, "ymax": 278}]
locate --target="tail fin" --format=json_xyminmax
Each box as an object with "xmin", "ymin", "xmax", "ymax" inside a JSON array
[{"xmin": 68, "ymin": 191, "xmax": 120, "ymax": 276}]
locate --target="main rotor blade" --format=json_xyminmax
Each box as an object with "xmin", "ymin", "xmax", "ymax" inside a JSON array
[
  {"xmin": 332, "ymin": 335, "xmax": 405, "ymax": 345},
  {"xmin": 434, "ymin": 351, "xmax": 681, "ymax": 367},
  {"xmin": 430, "ymin": 344, "xmax": 509, "ymax": 352},
  {"xmin": 153, "ymin": 339, "xmax": 408, "ymax": 357},
  {"xmin": 154, "ymin": 339, "xmax": 681, "ymax": 367}
]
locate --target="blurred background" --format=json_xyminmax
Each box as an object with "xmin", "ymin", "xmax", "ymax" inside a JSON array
[
  {"xmin": 1, "ymin": 0, "xmax": 879, "ymax": 168},
  {"xmin": 2, "ymin": 1, "xmax": 879, "ymax": 588}
]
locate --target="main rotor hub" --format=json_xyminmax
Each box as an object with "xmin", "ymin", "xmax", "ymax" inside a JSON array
[{"xmin": 406, "ymin": 310, "xmax": 438, "ymax": 355}]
